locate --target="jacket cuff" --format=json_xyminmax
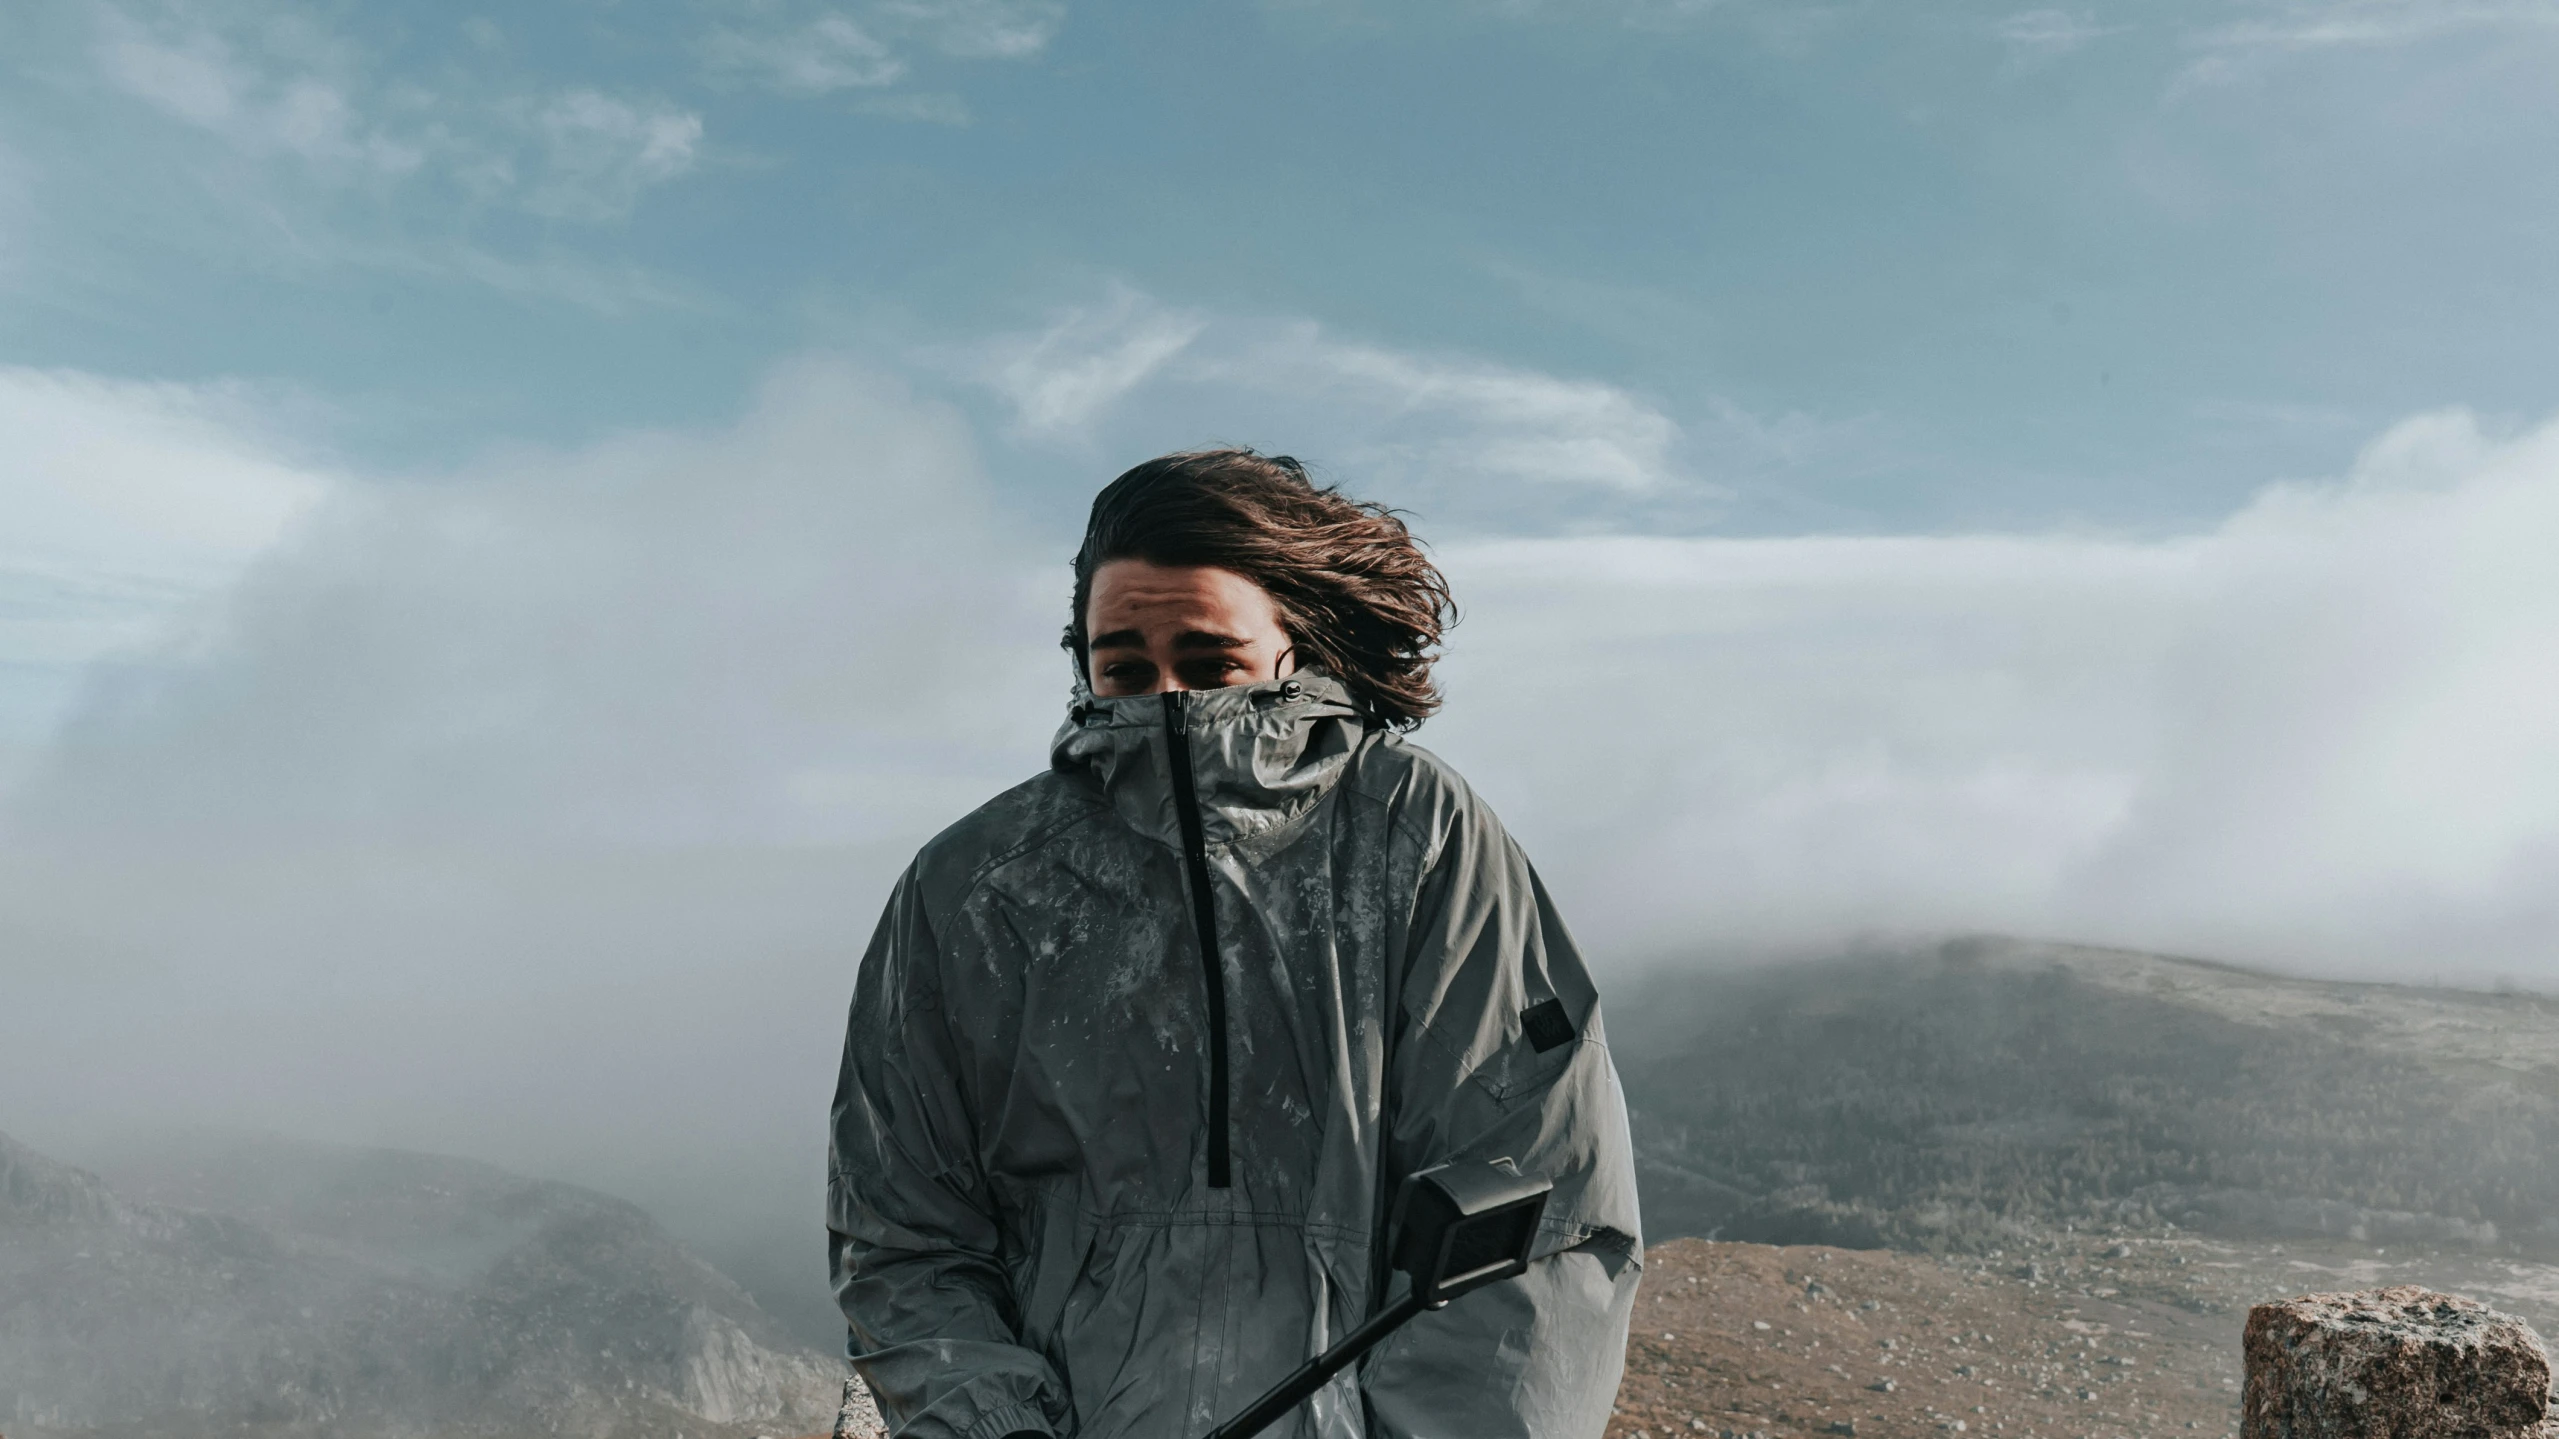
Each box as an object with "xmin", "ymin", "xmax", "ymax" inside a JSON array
[{"xmin": 963, "ymin": 1404, "xmax": 1056, "ymax": 1439}]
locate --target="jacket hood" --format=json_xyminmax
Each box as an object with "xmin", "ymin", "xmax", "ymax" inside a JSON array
[{"xmin": 1049, "ymin": 672, "xmax": 1366, "ymax": 850}]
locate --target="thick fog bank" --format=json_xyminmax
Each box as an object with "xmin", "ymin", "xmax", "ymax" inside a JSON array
[
  {"xmin": 0, "ymin": 361, "xmax": 1060, "ymax": 1343},
  {"xmin": 5, "ymin": 361, "xmax": 2557, "ymax": 1339},
  {"xmin": 1430, "ymin": 407, "xmax": 2559, "ymax": 980}
]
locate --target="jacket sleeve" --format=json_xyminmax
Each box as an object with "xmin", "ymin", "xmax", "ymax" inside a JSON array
[
  {"xmin": 1360, "ymin": 786, "xmax": 1643, "ymax": 1439},
  {"xmin": 829, "ymin": 866, "xmax": 1070, "ymax": 1439}
]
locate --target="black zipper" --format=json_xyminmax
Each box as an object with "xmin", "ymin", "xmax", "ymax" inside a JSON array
[{"xmin": 1162, "ymin": 689, "xmax": 1232, "ymax": 1189}]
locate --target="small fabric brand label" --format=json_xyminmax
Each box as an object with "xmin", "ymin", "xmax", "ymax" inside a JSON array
[{"xmin": 1521, "ymin": 998, "xmax": 1574, "ymax": 1053}]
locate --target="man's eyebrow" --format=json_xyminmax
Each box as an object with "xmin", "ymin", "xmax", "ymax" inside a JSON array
[{"xmin": 1086, "ymin": 629, "xmax": 1252, "ymax": 651}]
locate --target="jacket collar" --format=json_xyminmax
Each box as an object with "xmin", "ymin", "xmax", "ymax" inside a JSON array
[{"xmin": 1050, "ymin": 672, "xmax": 1366, "ymax": 850}]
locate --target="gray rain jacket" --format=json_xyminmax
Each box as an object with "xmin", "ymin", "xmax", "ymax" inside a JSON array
[{"xmin": 828, "ymin": 673, "xmax": 1640, "ymax": 1439}]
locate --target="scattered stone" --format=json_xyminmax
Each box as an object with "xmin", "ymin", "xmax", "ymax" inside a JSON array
[
  {"xmin": 1602, "ymin": 1237, "xmax": 2249, "ymax": 1439},
  {"xmin": 2242, "ymin": 1286, "xmax": 2556, "ymax": 1439},
  {"xmin": 831, "ymin": 1375, "xmax": 888, "ymax": 1439}
]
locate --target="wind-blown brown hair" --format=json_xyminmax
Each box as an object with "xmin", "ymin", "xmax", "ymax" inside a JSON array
[{"xmin": 1066, "ymin": 449, "xmax": 1455, "ymax": 729}]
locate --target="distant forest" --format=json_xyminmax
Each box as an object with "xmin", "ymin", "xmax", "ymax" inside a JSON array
[{"xmin": 1611, "ymin": 943, "xmax": 2559, "ymax": 1257}]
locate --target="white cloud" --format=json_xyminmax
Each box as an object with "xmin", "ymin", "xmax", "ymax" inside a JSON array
[
  {"xmin": 0, "ymin": 367, "xmax": 333, "ymax": 787},
  {"xmin": 2194, "ymin": 0, "xmax": 2559, "ymax": 52},
  {"xmin": 1217, "ymin": 325, "xmax": 1683, "ymax": 492},
  {"xmin": 1992, "ymin": 8, "xmax": 2122, "ymax": 61},
  {"xmin": 93, "ymin": 4, "xmax": 702, "ymax": 222},
  {"xmin": 9, "ymin": 358, "xmax": 2559, "ymax": 1337},
  {"xmin": 1355, "ymin": 0, "xmax": 1728, "ymax": 27},
  {"xmin": 0, "ymin": 362, "xmax": 1057, "ymax": 1323},
  {"xmin": 96, "ymin": 6, "xmax": 422, "ymax": 173},
  {"xmin": 1430, "ymin": 529, "xmax": 2180, "ymax": 951},
  {"xmin": 1270, "ymin": 0, "xmax": 1849, "ymax": 52},
  {"xmin": 699, "ymin": 0, "xmax": 1063, "ymax": 96},
  {"xmin": 0, "ymin": 368, "xmax": 332, "ymax": 667},
  {"xmin": 1429, "ymin": 405, "xmax": 2559, "ymax": 980},
  {"xmin": 979, "ymin": 285, "xmax": 1209, "ymax": 435},
  {"xmin": 519, "ymin": 91, "xmax": 706, "ymax": 221},
  {"xmin": 705, "ymin": 15, "xmax": 908, "ymax": 93},
  {"xmin": 878, "ymin": 0, "xmax": 1068, "ymax": 58},
  {"xmin": 99, "ymin": 16, "xmax": 246, "ymax": 127},
  {"xmin": 15, "ymin": 351, "xmax": 2553, "ymax": 991},
  {"xmin": 8, "ymin": 359, "xmax": 1050, "ymax": 850},
  {"xmin": 970, "ymin": 287, "xmax": 1693, "ymax": 494}
]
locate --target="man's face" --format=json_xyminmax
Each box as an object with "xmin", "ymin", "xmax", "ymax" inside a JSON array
[{"xmin": 1084, "ymin": 559, "xmax": 1299, "ymax": 696}]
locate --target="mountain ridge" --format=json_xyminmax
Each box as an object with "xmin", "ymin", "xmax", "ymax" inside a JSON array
[
  {"xmin": 1614, "ymin": 936, "xmax": 2559, "ymax": 1260},
  {"xmin": 0, "ymin": 1127, "xmax": 856, "ymax": 1439}
]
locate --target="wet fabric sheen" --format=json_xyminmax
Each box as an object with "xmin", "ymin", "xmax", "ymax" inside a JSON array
[{"xmin": 829, "ymin": 673, "xmax": 1641, "ymax": 1439}]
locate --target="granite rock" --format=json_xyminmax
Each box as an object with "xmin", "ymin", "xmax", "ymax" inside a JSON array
[{"xmin": 2244, "ymin": 1286, "xmax": 2558, "ymax": 1439}]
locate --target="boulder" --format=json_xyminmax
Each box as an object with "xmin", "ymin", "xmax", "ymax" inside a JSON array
[{"xmin": 2244, "ymin": 1286, "xmax": 2558, "ymax": 1438}]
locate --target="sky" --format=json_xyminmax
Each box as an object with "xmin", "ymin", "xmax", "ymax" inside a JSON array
[{"xmin": 6, "ymin": 0, "xmax": 2559, "ymax": 1343}]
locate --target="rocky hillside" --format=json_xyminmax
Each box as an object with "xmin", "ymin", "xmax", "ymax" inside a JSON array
[
  {"xmin": 17, "ymin": 937, "xmax": 2557, "ymax": 1438},
  {"xmin": 1604, "ymin": 1236, "xmax": 2246, "ymax": 1439},
  {"xmin": 1603, "ymin": 1220, "xmax": 2559, "ymax": 1439},
  {"xmin": 1612, "ymin": 938, "xmax": 2559, "ymax": 1259},
  {"xmin": 0, "ymin": 1130, "xmax": 856, "ymax": 1439}
]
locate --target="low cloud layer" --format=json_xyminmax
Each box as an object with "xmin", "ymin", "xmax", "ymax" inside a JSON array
[
  {"xmin": 13, "ymin": 360, "xmax": 1052, "ymax": 852},
  {"xmin": 1434, "ymin": 404, "xmax": 2559, "ymax": 976},
  {"xmin": 0, "ymin": 359, "xmax": 1059, "ymax": 1339},
  {"xmin": 0, "ymin": 367, "xmax": 332, "ymax": 777},
  {"xmin": 4, "ymin": 358, "xmax": 2558, "ymax": 1339}
]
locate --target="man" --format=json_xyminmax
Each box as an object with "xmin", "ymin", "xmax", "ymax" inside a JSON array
[{"xmin": 829, "ymin": 450, "xmax": 1640, "ymax": 1439}]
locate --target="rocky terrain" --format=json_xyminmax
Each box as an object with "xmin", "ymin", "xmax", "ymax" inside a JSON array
[
  {"xmin": 13, "ymin": 939, "xmax": 2559, "ymax": 1438},
  {"xmin": 1603, "ymin": 1230, "xmax": 2559, "ymax": 1439},
  {"xmin": 1593, "ymin": 939, "xmax": 2559, "ymax": 1439},
  {"xmin": 1605, "ymin": 1236, "xmax": 2238, "ymax": 1439},
  {"xmin": 1613, "ymin": 938, "xmax": 2559, "ymax": 1261},
  {"xmin": 0, "ymin": 1130, "xmax": 848, "ymax": 1439}
]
